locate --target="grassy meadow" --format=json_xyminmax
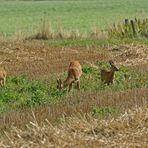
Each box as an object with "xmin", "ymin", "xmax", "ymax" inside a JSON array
[{"xmin": 0, "ymin": 0, "xmax": 148, "ymax": 35}]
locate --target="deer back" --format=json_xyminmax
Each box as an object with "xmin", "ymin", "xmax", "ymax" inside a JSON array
[{"xmin": 68, "ymin": 61, "xmax": 82, "ymax": 80}]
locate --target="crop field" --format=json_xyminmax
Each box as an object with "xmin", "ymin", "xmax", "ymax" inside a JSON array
[{"xmin": 0, "ymin": 0, "xmax": 148, "ymax": 147}]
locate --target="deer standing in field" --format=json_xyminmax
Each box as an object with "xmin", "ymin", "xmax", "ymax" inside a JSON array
[
  {"xmin": 57, "ymin": 61, "xmax": 82, "ymax": 92},
  {"xmin": 100, "ymin": 60, "xmax": 119, "ymax": 85},
  {"xmin": 0, "ymin": 61, "xmax": 7, "ymax": 87}
]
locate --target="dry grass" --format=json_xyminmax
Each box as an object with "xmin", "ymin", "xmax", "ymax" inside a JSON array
[
  {"xmin": 0, "ymin": 39, "xmax": 148, "ymax": 79},
  {"xmin": 0, "ymin": 88, "xmax": 147, "ymax": 131},
  {"xmin": 25, "ymin": 19, "xmax": 84, "ymax": 40},
  {"xmin": 0, "ymin": 104, "xmax": 147, "ymax": 147},
  {"xmin": 110, "ymin": 44, "xmax": 148, "ymax": 67},
  {"xmin": 0, "ymin": 40, "xmax": 110, "ymax": 78},
  {"xmin": 26, "ymin": 19, "xmax": 53, "ymax": 40}
]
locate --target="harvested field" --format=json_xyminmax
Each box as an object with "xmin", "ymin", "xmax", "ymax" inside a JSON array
[
  {"xmin": 1, "ymin": 40, "xmax": 148, "ymax": 78},
  {"xmin": 110, "ymin": 44, "xmax": 148, "ymax": 67},
  {"xmin": 0, "ymin": 88, "xmax": 147, "ymax": 131},
  {"xmin": 0, "ymin": 40, "xmax": 110, "ymax": 78},
  {"xmin": 1, "ymin": 105, "xmax": 147, "ymax": 147}
]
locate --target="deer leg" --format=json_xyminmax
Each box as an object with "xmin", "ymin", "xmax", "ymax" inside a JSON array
[
  {"xmin": 0, "ymin": 80, "xmax": 2, "ymax": 87},
  {"xmin": 76, "ymin": 80, "xmax": 80, "ymax": 90},
  {"xmin": 68, "ymin": 83, "xmax": 73, "ymax": 92},
  {"xmin": 3, "ymin": 77, "xmax": 6, "ymax": 86}
]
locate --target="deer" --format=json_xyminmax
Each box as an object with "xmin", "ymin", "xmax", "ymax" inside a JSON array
[
  {"xmin": 57, "ymin": 61, "xmax": 82, "ymax": 92},
  {"xmin": 0, "ymin": 61, "xmax": 7, "ymax": 87},
  {"xmin": 100, "ymin": 60, "xmax": 119, "ymax": 85}
]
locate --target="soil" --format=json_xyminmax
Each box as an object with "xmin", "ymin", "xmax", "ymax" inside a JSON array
[{"xmin": 0, "ymin": 40, "xmax": 148, "ymax": 79}]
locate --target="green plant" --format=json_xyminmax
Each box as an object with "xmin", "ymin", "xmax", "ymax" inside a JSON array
[
  {"xmin": 82, "ymin": 65, "xmax": 96, "ymax": 74},
  {"xmin": 91, "ymin": 106, "xmax": 117, "ymax": 118}
]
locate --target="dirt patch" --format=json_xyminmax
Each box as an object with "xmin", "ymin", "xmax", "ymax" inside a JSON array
[
  {"xmin": 110, "ymin": 44, "xmax": 148, "ymax": 67},
  {"xmin": 0, "ymin": 40, "xmax": 110, "ymax": 78},
  {"xmin": 0, "ymin": 40, "xmax": 148, "ymax": 78}
]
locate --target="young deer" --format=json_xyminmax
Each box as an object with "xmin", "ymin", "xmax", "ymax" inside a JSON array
[
  {"xmin": 101, "ymin": 60, "xmax": 119, "ymax": 85},
  {"xmin": 0, "ymin": 67, "xmax": 7, "ymax": 87},
  {"xmin": 57, "ymin": 61, "xmax": 82, "ymax": 91}
]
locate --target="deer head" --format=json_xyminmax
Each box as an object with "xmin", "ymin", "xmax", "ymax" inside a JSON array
[{"xmin": 109, "ymin": 60, "xmax": 119, "ymax": 72}]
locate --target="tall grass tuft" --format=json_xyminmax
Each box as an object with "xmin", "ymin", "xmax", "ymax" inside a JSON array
[
  {"xmin": 26, "ymin": 18, "xmax": 53, "ymax": 40},
  {"xmin": 90, "ymin": 25, "xmax": 107, "ymax": 40},
  {"xmin": 26, "ymin": 19, "xmax": 83, "ymax": 40},
  {"xmin": 8, "ymin": 17, "xmax": 148, "ymax": 41},
  {"xmin": 108, "ymin": 18, "xmax": 148, "ymax": 39}
]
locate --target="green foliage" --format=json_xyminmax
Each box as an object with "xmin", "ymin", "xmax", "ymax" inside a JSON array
[
  {"xmin": 96, "ymin": 60, "xmax": 110, "ymax": 69},
  {"xmin": 81, "ymin": 65, "xmax": 99, "ymax": 91},
  {"xmin": 91, "ymin": 106, "xmax": 117, "ymax": 118},
  {"xmin": 47, "ymin": 37, "xmax": 148, "ymax": 48},
  {"xmin": 0, "ymin": 75, "xmax": 67, "ymax": 112},
  {"xmin": 82, "ymin": 65, "xmax": 96, "ymax": 74},
  {"xmin": 114, "ymin": 66, "xmax": 128, "ymax": 83},
  {"xmin": 48, "ymin": 38, "xmax": 119, "ymax": 48},
  {"xmin": 0, "ymin": 63, "xmax": 147, "ymax": 113}
]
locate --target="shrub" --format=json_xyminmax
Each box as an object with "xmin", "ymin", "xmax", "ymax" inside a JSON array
[{"xmin": 91, "ymin": 106, "xmax": 117, "ymax": 118}]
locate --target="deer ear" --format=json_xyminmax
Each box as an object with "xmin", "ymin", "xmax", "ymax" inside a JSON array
[{"xmin": 109, "ymin": 60, "xmax": 114, "ymax": 66}]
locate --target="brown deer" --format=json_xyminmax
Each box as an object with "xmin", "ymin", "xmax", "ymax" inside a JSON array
[
  {"xmin": 57, "ymin": 61, "xmax": 82, "ymax": 91},
  {"xmin": 0, "ymin": 67, "xmax": 6, "ymax": 87},
  {"xmin": 100, "ymin": 60, "xmax": 119, "ymax": 85},
  {"xmin": 0, "ymin": 60, "xmax": 8, "ymax": 87}
]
